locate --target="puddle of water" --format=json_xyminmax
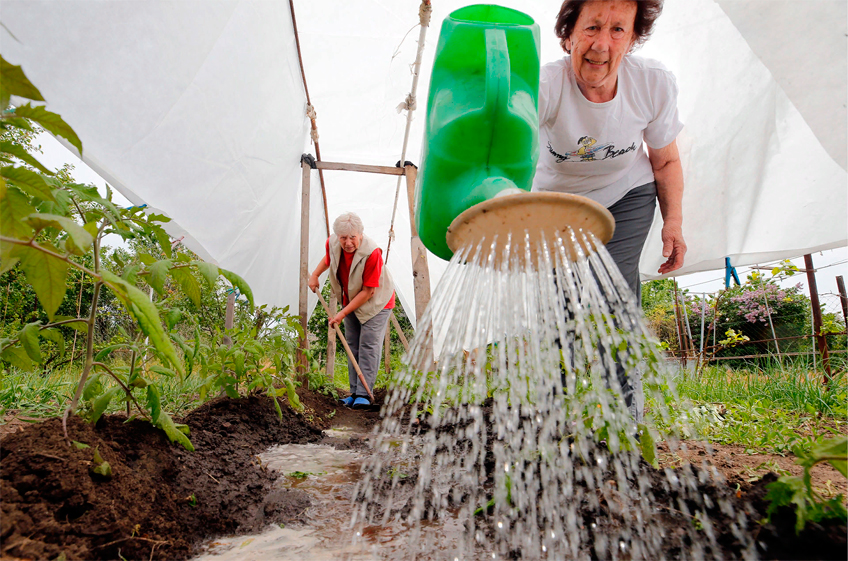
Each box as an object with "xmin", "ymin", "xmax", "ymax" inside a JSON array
[
  {"xmin": 323, "ymin": 427, "xmax": 357, "ymax": 438},
  {"xmin": 192, "ymin": 442, "xmax": 469, "ymax": 560}
]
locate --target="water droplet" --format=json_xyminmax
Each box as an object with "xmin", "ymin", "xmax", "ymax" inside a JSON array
[
  {"xmin": 620, "ymin": 541, "xmax": 626, "ymax": 551},
  {"xmin": 551, "ymin": 531, "xmax": 555, "ymax": 539},
  {"xmin": 504, "ymin": 464, "xmax": 510, "ymax": 472},
  {"xmin": 542, "ymin": 545, "xmax": 547, "ymax": 552},
  {"xmin": 497, "ymin": 521, "xmax": 503, "ymax": 529}
]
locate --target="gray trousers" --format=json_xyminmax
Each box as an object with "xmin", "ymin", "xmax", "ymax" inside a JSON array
[
  {"xmin": 604, "ymin": 182, "xmax": 657, "ymax": 422},
  {"xmin": 558, "ymin": 182, "xmax": 656, "ymax": 422},
  {"xmin": 343, "ymin": 308, "xmax": 392, "ymax": 398}
]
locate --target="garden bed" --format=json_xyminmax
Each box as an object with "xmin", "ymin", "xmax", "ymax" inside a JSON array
[{"xmin": 1, "ymin": 389, "xmax": 845, "ymax": 560}]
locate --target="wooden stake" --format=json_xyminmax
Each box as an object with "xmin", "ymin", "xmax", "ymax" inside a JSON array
[
  {"xmin": 297, "ymin": 159, "xmax": 312, "ymax": 378},
  {"xmin": 836, "ymin": 275, "xmax": 847, "ymax": 332},
  {"xmin": 313, "ymin": 290, "xmax": 374, "ymax": 402},
  {"xmin": 223, "ymin": 292, "xmax": 235, "ymax": 346},
  {"xmin": 404, "ymin": 164, "xmax": 432, "ymax": 323},
  {"xmin": 804, "ymin": 254, "xmax": 832, "ymax": 384},
  {"xmin": 326, "ymin": 292, "xmax": 337, "ymax": 382},
  {"xmin": 383, "ymin": 323, "xmax": 392, "ymax": 376},
  {"xmin": 390, "ymin": 312, "xmax": 409, "ymax": 352}
]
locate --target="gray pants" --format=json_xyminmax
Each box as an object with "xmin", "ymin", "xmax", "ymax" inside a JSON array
[
  {"xmin": 343, "ymin": 308, "xmax": 392, "ymax": 398},
  {"xmin": 605, "ymin": 182, "xmax": 657, "ymax": 422},
  {"xmin": 558, "ymin": 182, "xmax": 656, "ymax": 422},
  {"xmin": 605, "ymin": 182, "xmax": 657, "ymax": 303}
]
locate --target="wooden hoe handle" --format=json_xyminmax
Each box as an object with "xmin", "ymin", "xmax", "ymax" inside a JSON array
[{"xmin": 314, "ymin": 289, "xmax": 375, "ymax": 403}]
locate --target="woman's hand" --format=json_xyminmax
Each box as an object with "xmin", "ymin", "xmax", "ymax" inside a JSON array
[
  {"xmin": 658, "ymin": 220, "xmax": 686, "ymax": 274},
  {"xmin": 308, "ymin": 273, "xmax": 320, "ymax": 293},
  {"xmin": 328, "ymin": 312, "xmax": 345, "ymax": 328}
]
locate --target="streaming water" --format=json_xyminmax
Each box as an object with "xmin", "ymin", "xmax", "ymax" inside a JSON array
[{"xmin": 353, "ymin": 228, "xmax": 758, "ymax": 559}]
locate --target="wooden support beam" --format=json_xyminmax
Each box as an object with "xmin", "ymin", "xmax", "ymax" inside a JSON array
[
  {"xmin": 383, "ymin": 324, "xmax": 392, "ymax": 377},
  {"xmin": 804, "ymin": 254, "xmax": 832, "ymax": 384},
  {"xmin": 297, "ymin": 159, "xmax": 312, "ymax": 378},
  {"xmin": 404, "ymin": 164, "xmax": 432, "ymax": 322},
  {"xmin": 390, "ymin": 312, "xmax": 409, "ymax": 352},
  {"xmin": 326, "ymin": 292, "xmax": 337, "ymax": 382},
  {"xmin": 315, "ymin": 160, "xmax": 405, "ymax": 176},
  {"xmin": 837, "ymin": 275, "xmax": 848, "ymax": 332}
]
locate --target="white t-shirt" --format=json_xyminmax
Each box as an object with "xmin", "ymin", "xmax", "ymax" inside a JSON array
[{"xmin": 532, "ymin": 55, "xmax": 683, "ymax": 208}]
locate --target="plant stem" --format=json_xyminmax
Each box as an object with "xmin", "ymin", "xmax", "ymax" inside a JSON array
[
  {"xmin": 91, "ymin": 361, "xmax": 150, "ymax": 421},
  {"xmin": 61, "ymin": 223, "xmax": 103, "ymax": 441},
  {"xmin": 0, "ymin": 236, "xmax": 99, "ymax": 277}
]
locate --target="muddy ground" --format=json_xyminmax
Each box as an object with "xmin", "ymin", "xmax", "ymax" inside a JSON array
[{"xmin": 2, "ymin": 387, "xmax": 846, "ymax": 560}]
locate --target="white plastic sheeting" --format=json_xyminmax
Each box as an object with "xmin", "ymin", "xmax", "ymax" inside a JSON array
[{"xmin": 1, "ymin": 0, "xmax": 845, "ymax": 324}]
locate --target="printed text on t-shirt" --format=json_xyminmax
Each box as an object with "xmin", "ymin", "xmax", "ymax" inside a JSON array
[{"xmin": 547, "ymin": 137, "xmax": 637, "ymax": 164}]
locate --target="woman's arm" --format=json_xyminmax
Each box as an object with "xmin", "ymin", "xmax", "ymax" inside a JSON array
[
  {"xmin": 308, "ymin": 260, "xmax": 329, "ymax": 293},
  {"xmin": 328, "ymin": 286, "xmax": 376, "ymax": 327},
  {"xmin": 647, "ymin": 139, "xmax": 686, "ymax": 274}
]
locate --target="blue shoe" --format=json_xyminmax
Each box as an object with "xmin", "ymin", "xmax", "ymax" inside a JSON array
[
  {"xmin": 352, "ymin": 397, "xmax": 371, "ymax": 410},
  {"xmin": 340, "ymin": 396, "xmax": 355, "ymax": 407}
]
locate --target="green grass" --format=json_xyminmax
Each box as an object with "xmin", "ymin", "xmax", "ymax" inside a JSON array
[
  {"xmin": 668, "ymin": 365, "xmax": 848, "ymax": 454},
  {"xmin": 1, "ymin": 364, "xmax": 208, "ymax": 420}
]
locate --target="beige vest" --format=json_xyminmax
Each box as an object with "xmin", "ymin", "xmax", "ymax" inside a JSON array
[{"xmin": 328, "ymin": 235, "xmax": 394, "ymax": 323}]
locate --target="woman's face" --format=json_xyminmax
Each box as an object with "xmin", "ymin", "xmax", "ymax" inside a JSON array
[
  {"xmin": 566, "ymin": 0, "xmax": 637, "ymax": 97},
  {"xmin": 339, "ymin": 233, "xmax": 362, "ymax": 253}
]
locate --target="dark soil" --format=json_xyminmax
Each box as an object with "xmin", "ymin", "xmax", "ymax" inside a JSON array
[
  {"xmin": 1, "ymin": 393, "xmax": 323, "ymax": 561},
  {"xmin": 2, "ymin": 388, "xmax": 845, "ymax": 560}
]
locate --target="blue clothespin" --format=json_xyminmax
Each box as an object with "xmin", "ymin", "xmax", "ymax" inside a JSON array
[{"xmin": 725, "ymin": 257, "xmax": 740, "ymax": 288}]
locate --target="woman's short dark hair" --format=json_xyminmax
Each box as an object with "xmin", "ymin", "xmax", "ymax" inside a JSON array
[{"xmin": 555, "ymin": 0, "xmax": 663, "ymax": 53}]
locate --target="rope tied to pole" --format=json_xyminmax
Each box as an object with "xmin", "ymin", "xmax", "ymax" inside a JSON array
[
  {"xmin": 384, "ymin": 0, "xmax": 431, "ymax": 264},
  {"xmin": 306, "ymin": 104, "xmax": 319, "ymax": 143},
  {"xmin": 419, "ymin": 1, "xmax": 432, "ymax": 26}
]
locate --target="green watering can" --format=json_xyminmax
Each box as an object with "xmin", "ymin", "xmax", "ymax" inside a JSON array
[{"xmin": 415, "ymin": 4, "xmax": 614, "ymax": 266}]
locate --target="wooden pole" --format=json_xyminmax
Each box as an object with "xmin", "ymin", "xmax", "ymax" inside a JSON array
[
  {"xmin": 297, "ymin": 158, "xmax": 312, "ymax": 378},
  {"xmin": 390, "ymin": 312, "xmax": 410, "ymax": 352},
  {"xmin": 836, "ymin": 275, "xmax": 848, "ymax": 332},
  {"xmin": 804, "ymin": 254, "xmax": 832, "ymax": 384},
  {"xmin": 404, "ymin": 164, "xmax": 432, "ymax": 323},
  {"xmin": 383, "ymin": 324, "xmax": 392, "ymax": 377},
  {"xmin": 672, "ymin": 280, "xmax": 686, "ymax": 367},
  {"xmin": 314, "ymin": 289, "xmax": 374, "ymax": 402},
  {"xmin": 326, "ymin": 292, "xmax": 337, "ymax": 382},
  {"xmin": 223, "ymin": 292, "xmax": 235, "ymax": 346}
]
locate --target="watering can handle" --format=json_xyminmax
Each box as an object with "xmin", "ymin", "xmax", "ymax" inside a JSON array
[{"xmin": 484, "ymin": 28, "xmax": 510, "ymax": 121}]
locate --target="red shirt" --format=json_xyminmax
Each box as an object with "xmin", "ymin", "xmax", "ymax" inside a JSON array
[{"xmin": 325, "ymin": 239, "xmax": 395, "ymax": 309}]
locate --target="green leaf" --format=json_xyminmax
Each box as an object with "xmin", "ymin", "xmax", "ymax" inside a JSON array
[
  {"xmin": 18, "ymin": 321, "xmax": 42, "ymax": 363},
  {"xmin": 243, "ymin": 339, "xmax": 263, "ymax": 357},
  {"xmin": 24, "ymin": 213, "xmax": 93, "ymax": 252},
  {"xmin": 233, "ymin": 350, "xmax": 245, "ymax": 378},
  {"xmin": 0, "ymin": 56, "xmax": 45, "ymax": 101},
  {"xmin": 150, "ymin": 365, "xmax": 176, "ymax": 378},
  {"xmin": 101, "ymin": 270, "xmax": 183, "ymax": 376},
  {"xmin": 94, "ymin": 344, "xmax": 124, "ymax": 362},
  {"xmin": 39, "ymin": 327, "xmax": 64, "ymax": 356},
  {"xmin": 0, "ymin": 345, "xmax": 32, "ymax": 370},
  {"xmin": 0, "ymin": 184, "xmax": 36, "ymax": 239},
  {"xmin": 11, "ymin": 103, "xmax": 82, "ymax": 155},
  {"xmin": 193, "ymin": 261, "xmax": 219, "ymax": 287},
  {"xmin": 53, "ymin": 316, "xmax": 88, "ymax": 332},
  {"xmin": 137, "ymin": 253, "xmax": 156, "ymax": 266},
  {"xmin": 36, "ymin": 187, "xmax": 71, "ymax": 217},
  {"xmin": 285, "ymin": 378, "xmax": 303, "ymax": 413},
  {"xmin": 637, "ymin": 424, "xmax": 659, "ymax": 469},
  {"xmin": 220, "ymin": 268, "xmax": 254, "ymax": 310},
  {"xmin": 12, "ymin": 242, "xmax": 68, "ymax": 320},
  {"xmin": 147, "ymin": 259, "xmax": 172, "ymax": 295},
  {"xmin": 149, "ymin": 223, "xmax": 172, "ymax": 258},
  {"xmin": 272, "ymin": 393, "xmax": 283, "ymax": 420},
  {"xmin": 1, "ymin": 166, "xmax": 54, "ymax": 201},
  {"xmin": 88, "ymin": 386, "xmax": 122, "ymax": 424},
  {"xmin": 66, "ymin": 183, "xmax": 121, "ymax": 222},
  {"xmin": 122, "ymin": 263, "xmax": 141, "ymax": 284},
  {"xmin": 809, "ymin": 436, "xmax": 848, "ymax": 477},
  {"xmin": 169, "ymin": 267, "xmax": 201, "ymax": 307},
  {"xmin": 72, "ymin": 441, "xmax": 90, "ymax": 450},
  {"xmin": 92, "ymin": 447, "xmax": 105, "ymax": 464},
  {"xmin": 154, "ymin": 409, "xmax": 195, "ymax": 451},
  {"xmin": 92, "ymin": 460, "xmax": 112, "ymax": 478},
  {"xmin": 147, "ymin": 385, "xmax": 162, "ymax": 424},
  {"xmin": 82, "ymin": 372, "xmax": 103, "ymax": 401},
  {"xmin": 0, "ymin": 140, "xmax": 52, "ymax": 174},
  {"xmin": 165, "ymin": 308, "xmax": 183, "ymax": 331}
]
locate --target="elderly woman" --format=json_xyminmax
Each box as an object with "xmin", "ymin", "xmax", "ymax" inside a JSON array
[
  {"xmin": 308, "ymin": 213, "xmax": 395, "ymax": 409},
  {"xmin": 536, "ymin": 0, "xmax": 685, "ymax": 418}
]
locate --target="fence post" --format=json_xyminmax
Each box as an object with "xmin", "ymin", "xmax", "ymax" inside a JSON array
[
  {"xmin": 804, "ymin": 254, "xmax": 831, "ymax": 384},
  {"xmin": 326, "ymin": 292, "xmax": 337, "ymax": 383},
  {"xmin": 298, "ymin": 156, "xmax": 314, "ymax": 379},
  {"xmin": 837, "ymin": 275, "xmax": 848, "ymax": 331},
  {"xmin": 673, "ymin": 280, "xmax": 686, "ymax": 367}
]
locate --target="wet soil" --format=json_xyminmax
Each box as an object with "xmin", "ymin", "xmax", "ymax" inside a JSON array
[{"xmin": 2, "ymin": 387, "xmax": 846, "ymax": 560}]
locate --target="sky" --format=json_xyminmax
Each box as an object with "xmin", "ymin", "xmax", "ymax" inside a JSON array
[{"xmin": 33, "ymin": 128, "xmax": 848, "ymax": 307}]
